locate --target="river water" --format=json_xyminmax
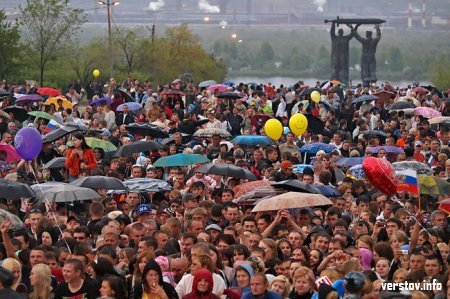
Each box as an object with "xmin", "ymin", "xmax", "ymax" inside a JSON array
[{"xmin": 226, "ymin": 76, "xmax": 431, "ymax": 88}]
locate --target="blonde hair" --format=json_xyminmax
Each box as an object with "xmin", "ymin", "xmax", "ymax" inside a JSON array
[
  {"xmin": 269, "ymin": 275, "xmax": 291, "ymax": 298},
  {"xmin": 29, "ymin": 263, "xmax": 52, "ymax": 299},
  {"xmin": 293, "ymin": 266, "xmax": 315, "ymax": 287},
  {"xmin": 320, "ymin": 268, "xmax": 342, "ymax": 282},
  {"xmin": 393, "ymin": 268, "xmax": 408, "ymax": 282},
  {"xmin": 357, "ymin": 235, "xmax": 374, "ymax": 251},
  {"xmin": 2, "ymin": 258, "xmax": 21, "ymax": 290},
  {"xmin": 437, "ymin": 242, "xmax": 449, "ymax": 252},
  {"xmin": 389, "ymin": 230, "xmax": 408, "ymax": 246},
  {"xmin": 410, "ymin": 291, "xmax": 428, "ymax": 299}
]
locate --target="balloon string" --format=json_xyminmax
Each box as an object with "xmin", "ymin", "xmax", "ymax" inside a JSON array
[{"xmin": 29, "ymin": 162, "xmax": 72, "ymax": 254}]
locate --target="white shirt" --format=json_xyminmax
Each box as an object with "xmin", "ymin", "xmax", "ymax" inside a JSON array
[{"xmin": 175, "ymin": 273, "xmax": 226, "ymax": 298}]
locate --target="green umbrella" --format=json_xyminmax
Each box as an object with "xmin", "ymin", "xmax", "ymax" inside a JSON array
[
  {"xmin": 67, "ymin": 137, "xmax": 117, "ymax": 152},
  {"xmin": 153, "ymin": 153, "xmax": 209, "ymax": 167},
  {"xmin": 28, "ymin": 111, "xmax": 61, "ymax": 123},
  {"xmin": 418, "ymin": 175, "xmax": 450, "ymax": 195}
]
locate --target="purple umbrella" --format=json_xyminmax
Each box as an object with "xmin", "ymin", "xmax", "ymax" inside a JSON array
[
  {"xmin": 369, "ymin": 146, "xmax": 404, "ymax": 154},
  {"xmin": 413, "ymin": 107, "xmax": 441, "ymax": 119},
  {"xmin": 89, "ymin": 97, "xmax": 113, "ymax": 106},
  {"xmin": 15, "ymin": 94, "xmax": 41, "ymax": 103},
  {"xmin": 117, "ymin": 102, "xmax": 142, "ymax": 111}
]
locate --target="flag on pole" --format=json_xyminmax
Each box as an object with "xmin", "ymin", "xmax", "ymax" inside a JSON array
[
  {"xmin": 396, "ymin": 169, "xmax": 419, "ymax": 195},
  {"xmin": 45, "ymin": 119, "xmax": 60, "ymax": 133}
]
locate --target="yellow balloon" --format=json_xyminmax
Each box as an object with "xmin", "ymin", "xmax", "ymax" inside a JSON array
[
  {"xmin": 264, "ymin": 118, "xmax": 283, "ymax": 140},
  {"xmin": 311, "ymin": 90, "xmax": 321, "ymax": 103},
  {"xmin": 93, "ymin": 69, "xmax": 100, "ymax": 77},
  {"xmin": 289, "ymin": 113, "xmax": 308, "ymax": 136}
]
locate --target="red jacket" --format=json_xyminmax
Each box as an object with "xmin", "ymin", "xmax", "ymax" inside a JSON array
[{"xmin": 65, "ymin": 148, "xmax": 97, "ymax": 176}]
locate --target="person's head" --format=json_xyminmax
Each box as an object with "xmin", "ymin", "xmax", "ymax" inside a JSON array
[
  {"xmin": 409, "ymin": 253, "xmax": 425, "ymax": 271},
  {"xmin": 192, "ymin": 269, "xmax": 214, "ymax": 296},
  {"xmin": 1, "ymin": 258, "xmax": 21, "ymax": 290},
  {"xmin": 28, "ymin": 208, "xmax": 43, "ymax": 232},
  {"xmin": 235, "ymin": 264, "xmax": 253, "ymax": 288},
  {"xmin": 270, "ymin": 275, "xmax": 291, "ymax": 297},
  {"xmin": 62, "ymin": 259, "xmax": 84, "ymax": 284},
  {"xmin": 256, "ymin": 214, "xmax": 271, "ymax": 233},
  {"xmin": 29, "ymin": 263, "xmax": 51, "ymax": 299},
  {"xmin": 258, "ymin": 238, "xmax": 277, "ymax": 261},
  {"xmin": 393, "ymin": 268, "xmax": 408, "ymax": 284},
  {"xmin": 314, "ymin": 231, "xmax": 331, "ymax": 253},
  {"xmin": 293, "ymin": 266, "xmax": 315, "ymax": 296},
  {"xmin": 30, "ymin": 246, "xmax": 46, "ymax": 266},
  {"xmin": 142, "ymin": 259, "xmax": 163, "ymax": 290},
  {"xmin": 224, "ymin": 202, "xmax": 240, "ymax": 226},
  {"xmin": 138, "ymin": 236, "xmax": 157, "ymax": 254},
  {"xmin": 431, "ymin": 210, "xmax": 447, "ymax": 228},
  {"xmin": 130, "ymin": 222, "xmax": 146, "ymax": 246},
  {"xmin": 71, "ymin": 132, "xmax": 89, "ymax": 150},
  {"xmin": 181, "ymin": 233, "xmax": 197, "ymax": 255},
  {"xmin": 250, "ymin": 272, "xmax": 269, "ymax": 297},
  {"xmin": 424, "ymin": 254, "xmax": 442, "ymax": 277},
  {"xmin": 191, "ymin": 253, "xmax": 214, "ymax": 275},
  {"xmin": 375, "ymin": 257, "xmax": 390, "ymax": 279},
  {"xmin": 100, "ymin": 275, "xmax": 127, "ymax": 299}
]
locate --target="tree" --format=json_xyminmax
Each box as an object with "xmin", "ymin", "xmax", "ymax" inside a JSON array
[
  {"xmin": 112, "ymin": 26, "xmax": 144, "ymax": 74},
  {"xmin": 430, "ymin": 54, "xmax": 450, "ymax": 90},
  {"xmin": 19, "ymin": 0, "xmax": 86, "ymax": 86},
  {"xmin": 0, "ymin": 10, "xmax": 21, "ymax": 80},
  {"xmin": 258, "ymin": 42, "xmax": 275, "ymax": 62},
  {"xmin": 388, "ymin": 46, "xmax": 404, "ymax": 72}
]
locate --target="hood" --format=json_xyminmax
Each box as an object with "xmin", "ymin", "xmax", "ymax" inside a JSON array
[
  {"xmin": 142, "ymin": 259, "xmax": 163, "ymax": 287},
  {"xmin": 231, "ymin": 263, "xmax": 254, "ymax": 287},
  {"xmin": 359, "ymin": 248, "xmax": 373, "ymax": 270},
  {"xmin": 192, "ymin": 269, "xmax": 214, "ymax": 297}
]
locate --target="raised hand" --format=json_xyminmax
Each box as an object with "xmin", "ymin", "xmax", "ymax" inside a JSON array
[{"xmin": 1, "ymin": 218, "xmax": 11, "ymax": 234}]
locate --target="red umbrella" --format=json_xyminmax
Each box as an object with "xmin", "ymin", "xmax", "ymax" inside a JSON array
[
  {"xmin": 373, "ymin": 90, "xmax": 396, "ymax": 104},
  {"xmin": 37, "ymin": 87, "xmax": 60, "ymax": 97},
  {"xmin": 233, "ymin": 180, "xmax": 272, "ymax": 199},
  {"xmin": 438, "ymin": 198, "xmax": 450, "ymax": 215},
  {"xmin": 412, "ymin": 87, "xmax": 429, "ymax": 94},
  {"xmin": 161, "ymin": 90, "xmax": 184, "ymax": 98},
  {"xmin": 0, "ymin": 143, "xmax": 21, "ymax": 162},
  {"xmin": 207, "ymin": 84, "xmax": 229, "ymax": 93}
]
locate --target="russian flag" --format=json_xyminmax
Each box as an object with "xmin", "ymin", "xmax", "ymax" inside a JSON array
[
  {"xmin": 396, "ymin": 169, "xmax": 419, "ymax": 195},
  {"xmin": 45, "ymin": 119, "xmax": 60, "ymax": 133}
]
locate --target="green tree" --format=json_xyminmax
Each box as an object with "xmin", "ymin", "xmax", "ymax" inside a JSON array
[
  {"xmin": 430, "ymin": 54, "xmax": 450, "ymax": 90},
  {"xmin": 258, "ymin": 42, "xmax": 275, "ymax": 62},
  {"xmin": 388, "ymin": 46, "xmax": 404, "ymax": 72},
  {"xmin": 19, "ymin": 0, "xmax": 86, "ymax": 86},
  {"xmin": 0, "ymin": 10, "xmax": 21, "ymax": 80},
  {"xmin": 113, "ymin": 26, "xmax": 144, "ymax": 73}
]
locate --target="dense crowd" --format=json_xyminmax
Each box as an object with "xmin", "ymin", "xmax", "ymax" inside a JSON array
[{"xmin": 0, "ymin": 77, "xmax": 449, "ymax": 299}]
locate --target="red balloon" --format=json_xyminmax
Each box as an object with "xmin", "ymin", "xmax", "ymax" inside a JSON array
[{"xmin": 362, "ymin": 157, "xmax": 398, "ymax": 196}]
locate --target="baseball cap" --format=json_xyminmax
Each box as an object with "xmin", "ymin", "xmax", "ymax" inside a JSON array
[
  {"xmin": 100, "ymin": 130, "xmax": 111, "ymax": 137},
  {"xmin": 67, "ymin": 216, "xmax": 80, "ymax": 224},
  {"xmin": 205, "ymin": 224, "xmax": 222, "ymax": 232},
  {"xmin": 280, "ymin": 160, "xmax": 293, "ymax": 170},
  {"xmin": 182, "ymin": 193, "xmax": 197, "ymax": 203},
  {"xmin": 414, "ymin": 141, "xmax": 422, "ymax": 147},
  {"xmin": 137, "ymin": 204, "xmax": 152, "ymax": 215}
]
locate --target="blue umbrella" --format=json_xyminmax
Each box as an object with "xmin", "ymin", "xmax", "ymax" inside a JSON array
[
  {"xmin": 223, "ymin": 81, "xmax": 235, "ymax": 87},
  {"xmin": 199, "ymin": 80, "xmax": 217, "ymax": 88},
  {"xmin": 90, "ymin": 97, "xmax": 113, "ymax": 106},
  {"xmin": 231, "ymin": 135, "xmax": 273, "ymax": 146},
  {"xmin": 336, "ymin": 157, "xmax": 364, "ymax": 168},
  {"xmin": 351, "ymin": 94, "xmax": 379, "ymax": 104},
  {"xmin": 153, "ymin": 154, "xmax": 210, "ymax": 167},
  {"xmin": 117, "ymin": 102, "xmax": 142, "ymax": 111},
  {"xmin": 348, "ymin": 164, "xmax": 364, "ymax": 179},
  {"xmin": 315, "ymin": 185, "xmax": 341, "ymax": 197},
  {"xmin": 300, "ymin": 142, "xmax": 336, "ymax": 155},
  {"xmin": 283, "ymin": 127, "xmax": 291, "ymax": 135},
  {"xmin": 293, "ymin": 164, "xmax": 312, "ymax": 174}
]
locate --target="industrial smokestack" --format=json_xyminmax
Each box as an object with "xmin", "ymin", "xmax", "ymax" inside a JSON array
[
  {"xmin": 422, "ymin": 0, "xmax": 426, "ymax": 27},
  {"xmin": 408, "ymin": 0, "xmax": 412, "ymax": 28}
]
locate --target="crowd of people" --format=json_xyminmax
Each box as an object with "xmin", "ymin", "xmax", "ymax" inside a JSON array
[{"xmin": 0, "ymin": 77, "xmax": 449, "ymax": 299}]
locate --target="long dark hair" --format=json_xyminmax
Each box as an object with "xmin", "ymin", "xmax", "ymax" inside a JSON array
[
  {"xmin": 72, "ymin": 132, "xmax": 89, "ymax": 150},
  {"xmin": 101, "ymin": 274, "xmax": 127, "ymax": 299}
]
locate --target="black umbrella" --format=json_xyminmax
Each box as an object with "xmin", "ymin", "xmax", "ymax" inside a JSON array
[
  {"xmin": 0, "ymin": 179, "xmax": 35, "ymax": 199},
  {"xmin": 386, "ymin": 101, "xmax": 416, "ymax": 110},
  {"xmin": 42, "ymin": 126, "xmax": 80, "ymax": 143},
  {"xmin": 351, "ymin": 95, "xmax": 379, "ymax": 104},
  {"xmin": 43, "ymin": 157, "xmax": 66, "ymax": 169},
  {"xmin": 304, "ymin": 114, "xmax": 323, "ymax": 134},
  {"xmin": 196, "ymin": 163, "xmax": 257, "ymax": 180},
  {"xmin": 122, "ymin": 178, "xmax": 172, "ymax": 193},
  {"xmin": 114, "ymin": 140, "xmax": 161, "ymax": 157},
  {"xmin": 64, "ymin": 122, "xmax": 88, "ymax": 132},
  {"xmin": 70, "ymin": 176, "xmax": 127, "ymax": 190},
  {"xmin": 125, "ymin": 123, "xmax": 169, "ymax": 138},
  {"xmin": 299, "ymin": 87, "xmax": 321, "ymax": 97},
  {"xmin": 271, "ymin": 180, "xmax": 320, "ymax": 194},
  {"xmin": 3, "ymin": 105, "xmax": 28, "ymax": 122},
  {"xmin": 217, "ymin": 92, "xmax": 241, "ymax": 99},
  {"xmin": 361, "ymin": 130, "xmax": 387, "ymax": 139},
  {"xmin": 117, "ymin": 88, "xmax": 134, "ymax": 103}
]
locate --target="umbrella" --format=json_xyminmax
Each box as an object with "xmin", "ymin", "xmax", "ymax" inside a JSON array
[
  {"xmin": 299, "ymin": 87, "xmax": 321, "ymax": 97},
  {"xmin": 161, "ymin": 90, "xmax": 184, "ymax": 98},
  {"xmin": 117, "ymin": 88, "xmax": 135, "ymax": 103},
  {"xmin": 193, "ymin": 128, "xmax": 231, "ymax": 138},
  {"xmin": 125, "ymin": 123, "xmax": 169, "ymax": 138},
  {"xmin": 123, "ymin": 178, "xmax": 172, "ymax": 193},
  {"xmin": 429, "ymin": 116, "xmax": 450, "ymax": 125},
  {"xmin": 319, "ymin": 100, "xmax": 335, "ymax": 111},
  {"xmin": 418, "ymin": 175, "xmax": 450, "ymax": 195},
  {"xmin": 351, "ymin": 95, "xmax": 379, "ymax": 104},
  {"xmin": 293, "ymin": 164, "xmax": 313, "ymax": 174},
  {"xmin": 114, "ymin": 140, "xmax": 160, "ymax": 157},
  {"xmin": 36, "ymin": 185, "xmax": 100, "ymax": 202},
  {"xmin": 37, "ymin": 87, "xmax": 60, "ymax": 97},
  {"xmin": 117, "ymin": 102, "xmax": 142, "ymax": 111},
  {"xmin": 330, "ymin": 80, "xmax": 341, "ymax": 85},
  {"xmin": 28, "ymin": 111, "xmax": 60, "ymax": 123},
  {"xmin": 373, "ymin": 90, "xmax": 396, "ymax": 103},
  {"xmin": 153, "ymin": 153, "xmax": 209, "ymax": 167},
  {"xmin": 223, "ymin": 81, "xmax": 235, "ymax": 87},
  {"xmin": 85, "ymin": 137, "xmax": 117, "ymax": 152},
  {"xmin": 0, "ymin": 110, "xmax": 11, "ymax": 119},
  {"xmin": 199, "ymin": 80, "xmax": 217, "ymax": 88},
  {"xmin": 398, "ymin": 96, "xmax": 421, "ymax": 107},
  {"xmin": 348, "ymin": 164, "xmax": 364, "ymax": 179},
  {"xmin": 413, "ymin": 107, "xmax": 441, "ymax": 119},
  {"xmin": 3, "ymin": 106, "xmax": 28, "ymax": 122},
  {"xmin": 31, "ymin": 182, "xmax": 66, "ymax": 194},
  {"xmin": 362, "ymin": 130, "xmax": 387, "ymax": 139},
  {"xmin": 251, "ymin": 114, "xmax": 271, "ymax": 127},
  {"xmin": 162, "ymin": 133, "xmax": 190, "ymax": 145},
  {"xmin": 300, "ymin": 142, "xmax": 336, "ymax": 155},
  {"xmin": 393, "ymin": 161, "xmax": 433, "ymax": 175},
  {"xmin": 42, "ymin": 125, "xmax": 80, "ymax": 143},
  {"xmin": 336, "ymin": 157, "xmax": 364, "ymax": 168},
  {"xmin": 45, "ymin": 97, "xmax": 73, "ymax": 110},
  {"xmin": 386, "ymin": 101, "xmax": 416, "ymax": 110},
  {"xmin": 207, "ymin": 84, "xmax": 229, "ymax": 93},
  {"xmin": 71, "ymin": 176, "xmax": 127, "ymax": 190},
  {"xmin": 412, "ymin": 87, "xmax": 429, "ymax": 94},
  {"xmin": 233, "ymin": 181, "xmax": 273, "ymax": 199},
  {"xmin": 271, "ymin": 180, "xmax": 320, "ymax": 194},
  {"xmin": 0, "ymin": 179, "xmax": 35, "ymax": 199},
  {"xmin": 231, "ymin": 135, "xmax": 273, "ymax": 146},
  {"xmin": 0, "ymin": 143, "xmax": 21, "ymax": 162},
  {"xmin": 196, "ymin": 163, "xmax": 257, "ymax": 180},
  {"xmin": 217, "ymin": 92, "xmax": 241, "ymax": 99},
  {"xmin": 369, "ymin": 146, "xmax": 404, "ymax": 154},
  {"xmin": 0, "ymin": 209, "xmax": 25, "ymax": 231},
  {"xmin": 251, "ymin": 192, "xmax": 332, "ymax": 212},
  {"xmin": 15, "ymin": 94, "xmax": 41, "ymax": 103},
  {"xmin": 89, "ymin": 97, "xmax": 113, "ymax": 106},
  {"xmin": 304, "ymin": 114, "xmax": 323, "ymax": 134},
  {"xmin": 43, "ymin": 157, "xmax": 66, "ymax": 169},
  {"xmin": 315, "ymin": 185, "xmax": 341, "ymax": 197}
]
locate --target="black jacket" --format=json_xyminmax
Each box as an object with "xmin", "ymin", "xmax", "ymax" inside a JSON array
[
  {"xmin": 116, "ymin": 113, "xmax": 134, "ymax": 126},
  {"xmin": 133, "ymin": 259, "xmax": 178, "ymax": 299}
]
